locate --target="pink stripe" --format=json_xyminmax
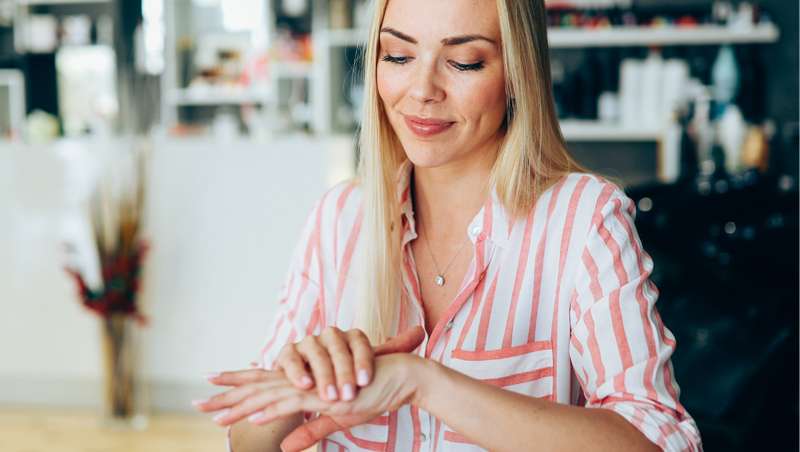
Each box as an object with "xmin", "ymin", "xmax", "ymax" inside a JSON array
[
  {"xmin": 612, "ymin": 200, "xmax": 661, "ymax": 403},
  {"xmin": 474, "ymin": 270, "xmax": 499, "ymax": 352},
  {"xmin": 333, "ymin": 182, "xmax": 356, "ymax": 269},
  {"xmin": 581, "ymin": 249, "xmax": 604, "ymax": 301},
  {"xmin": 333, "ymin": 206, "xmax": 364, "ymax": 320},
  {"xmin": 411, "ymin": 406, "xmax": 421, "ymax": 452},
  {"xmin": 451, "ymin": 340, "xmax": 551, "ymax": 360},
  {"xmin": 569, "ymin": 334, "xmax": 584, "ymax": 355},
  {"xmin": 454, "ymin": 269, "xmax": 489, "ymax": 351},
  {"xmin": 502, "ymin": 206, "xmax": 535, "ymax": 347},
  {"xmin": 402, "ymin": 252, "xmax": 423, "ymax": 311},
  {"xmin": 385, "ymin": 411, "xmax": 398, "ymax": 452},
  {"xmin": 483, "ymin": 368, "xmax": 553, "ymax": 387},
  {"xmin": 583, "ymin": 306, "xmax": 606, "ymax": 395},
  {"xmin": 550, "ymin": 176, "xmax": 590, "ymax": 399},
  {"xmin": 313, "ymin": 201, "xmax": 327, "ymax": 329},
  {"xmin": 528, "ymin": 179, "xmax": 566, "ymax": 343}
]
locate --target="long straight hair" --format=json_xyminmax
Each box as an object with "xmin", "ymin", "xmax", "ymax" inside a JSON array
[{"xmin": 354, "ymin": 0, "xmax": 589, "ymax": 344}]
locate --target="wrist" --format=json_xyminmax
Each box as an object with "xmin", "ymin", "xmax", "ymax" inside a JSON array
[{"xmin": 408, "ymin": 355, "xmax": 444, "ymax": 409}]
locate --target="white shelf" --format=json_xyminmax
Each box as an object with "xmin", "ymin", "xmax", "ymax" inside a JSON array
[
  {"xmin": 167, "ymin": 87, "xmax": 271, "ymax": 107},
  {"xmin": 315, "ymin": 24, "xmax": 779, "ymax": 49},
  {"xmin": 316, "ymin": 29, "xmax": 367, "ymax": 47},
  {"xmin": 548, "ymin": 24, "xmax": 780, "ymax": 48},
  {"xmin": 271, "ymin": 61, "xmax": 314, "ymax": 79},
  {"xmin": 559, "ymin": 120, "xmax": 663, "ymax": 142}
]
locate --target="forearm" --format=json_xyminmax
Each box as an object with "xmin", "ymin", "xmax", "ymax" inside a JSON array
[
  {"xmin": 229, "ymin": 412, "xmax": 304, "ymax": 452},
  {"xmin": 413, "ymin": 359, "xmax": 659, "ymax": 452}
]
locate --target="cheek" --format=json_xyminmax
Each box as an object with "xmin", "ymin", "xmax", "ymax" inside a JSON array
[
  {"xmin": 376, "ymin": 65, "xmax": 405, "ymax": 108},
  {"xmin": 459, "ymin": 73, "xmax": 506, "ymax": 122}
]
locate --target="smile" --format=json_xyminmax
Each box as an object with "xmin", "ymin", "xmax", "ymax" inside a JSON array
[{"xmin": 403, "ymin": 115, "xmax": 455, "ymax": 138}]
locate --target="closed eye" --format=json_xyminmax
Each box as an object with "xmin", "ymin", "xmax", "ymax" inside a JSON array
[
  {"xmin": 381, "ymin": 55, "xmax": 410, "ymax": 64},
  {"xmin": 449, "ymin": 60, "xmax": 485, "ymax": 72},
  {"xmin": 382, "ymin": 55, "xmax": 485, "ymax": 73}
]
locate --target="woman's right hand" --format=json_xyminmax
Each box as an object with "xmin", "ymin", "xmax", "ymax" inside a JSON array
[{"xmin": 274, "ymin": 326, "xmax": 423, "ymax": 403}]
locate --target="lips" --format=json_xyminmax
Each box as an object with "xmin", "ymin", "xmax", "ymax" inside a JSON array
[{"xmin": 403, "ymin": 115, "xmax": 455, "ymax": 138}]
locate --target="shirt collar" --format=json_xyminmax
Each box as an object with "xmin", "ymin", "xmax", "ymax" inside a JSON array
[{"xmin": 396, "ymin": 159, "xmax": 510, "ymax": 249}]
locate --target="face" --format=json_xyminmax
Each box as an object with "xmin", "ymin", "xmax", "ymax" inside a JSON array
[{"xmin": 376, "ymin": 0, "xmax": 507, "ymax": 169}]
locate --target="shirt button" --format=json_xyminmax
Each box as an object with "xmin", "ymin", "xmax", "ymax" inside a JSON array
[
  {"xmin": 420, "ymin": 432, "xmax": 427, "ymax": 442},
  {"xmin": 470, "ymin": 225, "xmax": 481, "ymax": 237},
  {"xmin": 445, "ymin": 320, "xmax": 454, "ymax": 331}
]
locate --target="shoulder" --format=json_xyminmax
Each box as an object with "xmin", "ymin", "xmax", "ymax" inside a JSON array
[
  {"xmin": 538, "ymin": 172, "xmax": 636, "ymax": 241},
  {"xmin": 308, "ymin": 179, "xmax": 363, "ymax": 221},
  {"xmin": 554, "ymin": 171, "xmax": 632, "ymax": 215}
]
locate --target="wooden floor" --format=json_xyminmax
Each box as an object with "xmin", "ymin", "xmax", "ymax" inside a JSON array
[{"xmin": 0, "ymin": 407, "xmax": 229, "ymax": 452}]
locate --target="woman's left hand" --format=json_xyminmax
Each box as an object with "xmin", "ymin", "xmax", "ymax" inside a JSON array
[{"xmin": 278, "ymin": 352, "xmax": 429, "ymax": 451}]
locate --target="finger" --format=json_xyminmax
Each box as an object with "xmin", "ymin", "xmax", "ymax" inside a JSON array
[
  {"xmin": 206, "ymin": 368, "xmax": 274, "ymax": 387},
  {"xmin": 193, "ymin": 384, "xmax": 262, "ymax": 413},
  {"xmin": 319, "ymin": 327, "xmax": 357, "ymax": 401},
  {"xmin": 276, "ymin": 344, "xmax": 314, "ymax": 390},
  {"xmin": 346, "ymin": 329, "xmax": 374, "ymax": 387},
  {"xmin": 281, "ymin": 416, "xmax": 344, "ymax": 452},
  {"xmin": 212, "ymin": 382, "xmax": 298, "ymax": 426},
  {"xmin": 374, "ymin": 326, "xmax": 425, "ymax": 355},
  {"xmin": 248, "ymin": 392, "xmax": 331, "ymax": 426},
  {"xmin": 296, "ymin": 337, "xmax": 338, "ymax": 401}
]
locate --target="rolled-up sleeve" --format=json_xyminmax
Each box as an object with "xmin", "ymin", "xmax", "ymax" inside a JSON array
[{"xmin": 569, "ymin": 183, "xmax": 703, "ymax": 452}]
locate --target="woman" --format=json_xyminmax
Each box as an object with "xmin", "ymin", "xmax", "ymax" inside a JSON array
[{"xmin": 194, "ymin": 0, "xmax": 702, "ymax": 451}]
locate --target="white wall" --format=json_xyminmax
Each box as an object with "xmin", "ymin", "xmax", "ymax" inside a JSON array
[{"xmin": 0, "ymin": 134, "xmax": 353, "ymax": 412}]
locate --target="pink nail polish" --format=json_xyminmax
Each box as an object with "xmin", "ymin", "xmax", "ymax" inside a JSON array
[
  {"xmin": 191, "ymin": 399, "xmax": 208, "ymax": 407},
  {"xmin": 357, "ymin": 369, "xmax": 369, "ymax": 386},
  {"xmin": 248, "ymin": 412, "xmax": 267, "ymax": 423},
  {"xmin": 326, "ymin": 384, "xmax": 338, "ymax": 401},
  {"xmin": 342, "ymin": 384, "xmax": 354, "ymax": 401},
  {"xmin": 212, "ymin": 409, "xmax": 230, "ymax": 423},
  {"xmin": 205, "ymin": 372, "xmax": 221, "ymax": 380},
  {"xmin": 300, "ymin": 376, "xmax": 313, "ymax": 387}
]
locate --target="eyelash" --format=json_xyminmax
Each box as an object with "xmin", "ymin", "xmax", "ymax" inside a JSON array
[{"xmin": 380, "ymin": 54, "xmax": 485, "ymax": 72}]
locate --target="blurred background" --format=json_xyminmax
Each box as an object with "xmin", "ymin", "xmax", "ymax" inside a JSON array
[{"xmin": 0, "ymin": 0, "xmax": 796, "ymax": 451}]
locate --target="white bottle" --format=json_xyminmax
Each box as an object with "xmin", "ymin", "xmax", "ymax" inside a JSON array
[
  {"xmin": 640, "ymin": 49, "xmax": 664, "ymax": 130},
  {"xmin": 619, "ymin": 59, "xmax": 643, "ymax": 129},
  {"xmin": 712, "ymin": 45, "xmax": 739, "ymax": 105}
]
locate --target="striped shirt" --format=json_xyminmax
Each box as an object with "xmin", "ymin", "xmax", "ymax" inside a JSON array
[{"xmin": 249, "ymin": 160, "xmax": 702, "ymax": 452}]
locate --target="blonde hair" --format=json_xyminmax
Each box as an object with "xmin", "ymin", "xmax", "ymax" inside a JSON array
[{"xmin": 355, "ymin": 0, "xmax": 590, "ymax": 344}]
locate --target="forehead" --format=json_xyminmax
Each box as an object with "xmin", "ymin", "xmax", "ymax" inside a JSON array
[{"xmin": 381, "ymin": 0, "xmax": 500, "ymax": 42}]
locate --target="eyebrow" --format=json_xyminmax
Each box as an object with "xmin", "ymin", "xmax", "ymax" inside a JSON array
[{"xmin": 380, "ymin": 27, "xmax": 497, "ymax": 46}]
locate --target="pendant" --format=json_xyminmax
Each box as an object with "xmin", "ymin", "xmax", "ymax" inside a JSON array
[{"xmin": 435, "ymin": 275, "xmax": 445, "ymax": 286}]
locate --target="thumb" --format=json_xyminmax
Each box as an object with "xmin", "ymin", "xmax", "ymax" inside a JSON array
[
  {"xmin": 374, "ymin": 325, "xmax": 425, "ymax": 356},
  {"xmin": 280, "ymin": 416, "xmax": 342, "ymax": 452}
]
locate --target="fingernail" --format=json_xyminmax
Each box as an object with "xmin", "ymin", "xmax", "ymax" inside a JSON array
[
  {"xmin": 357, "ymin": 369, "xmax": 369, "ymax": 386},
  {"xmin": 326, "ymin": 384, "xmax": 338, "ymax": 401},
  {"xmin": 342, "ymin": 384, "xmax": 354, "ymax": 401},
  {"xmin": 212, "ymin": 409, "xmax": 231, "ymax": 423},
  {"xmin": 191, "ymin": 398, "xmax": 208, "ymax": 407},
  {"xmin": 205, "ymin": 372, "xmax": 221, "ymax": 380},
  {"xmin": 300, "ymin": 375, "xmax": 313, "ymax": 387},
  {"xmin": 248, "ymin": 411, "xmax": 267, "ymax": 423}
]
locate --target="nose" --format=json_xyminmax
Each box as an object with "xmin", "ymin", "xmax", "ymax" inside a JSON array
[{"xmin": 408, "ymin": 57, "xmax": 445, "ymax": 104}]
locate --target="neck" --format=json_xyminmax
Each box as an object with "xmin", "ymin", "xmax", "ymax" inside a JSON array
[{"xmin": 412, "ymin": 142, "xmax": 499, "ymax": 240}]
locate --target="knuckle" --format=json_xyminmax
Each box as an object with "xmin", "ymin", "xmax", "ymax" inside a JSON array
[{"xmin": 321, "ymin": 326, "xmax": 339, "ymax": 337}]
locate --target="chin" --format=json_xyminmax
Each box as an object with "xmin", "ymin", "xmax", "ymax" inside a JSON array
[{"xmin": 400, "ymin": 141, "xmax": 454, "ymax": 168}]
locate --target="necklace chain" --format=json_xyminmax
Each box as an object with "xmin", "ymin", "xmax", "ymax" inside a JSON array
[{"xmin": 419, "ymin": 223, "xmax": 469, "ymax": 287}]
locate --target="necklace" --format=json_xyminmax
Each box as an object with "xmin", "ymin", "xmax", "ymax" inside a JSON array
[{"xmin": 419, "ymin": 225, "xmax": 470, "ymax": 287}]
